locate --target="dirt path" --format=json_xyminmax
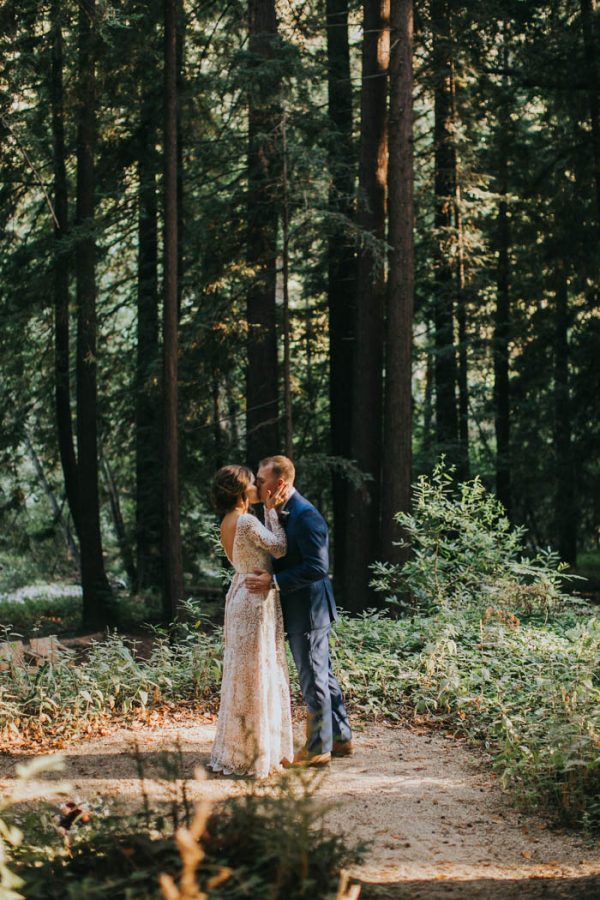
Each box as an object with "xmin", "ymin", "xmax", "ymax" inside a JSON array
[{"xmin": 1, "ymin": 717, "xmax": 599, "ymax": 897}]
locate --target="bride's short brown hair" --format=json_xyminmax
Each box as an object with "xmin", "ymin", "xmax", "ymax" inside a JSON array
[{"xmin": 211, "ymin": 465, "xmax": 254, "ymax": 517}]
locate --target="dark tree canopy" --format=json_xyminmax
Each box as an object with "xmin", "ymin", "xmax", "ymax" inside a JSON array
[{"xmin": 0, "ymin": 0, "xmax": 598, "ymax": 618}]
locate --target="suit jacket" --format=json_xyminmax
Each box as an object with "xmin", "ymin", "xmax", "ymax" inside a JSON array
[{"xmin": 273, "ymin": 490, "xmax": 338, "ymax": 635}]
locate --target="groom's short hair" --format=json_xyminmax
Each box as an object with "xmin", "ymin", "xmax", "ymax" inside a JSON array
[{"xmin": 259, "ymin": 455, "xmax": 295, "ymax": 484}]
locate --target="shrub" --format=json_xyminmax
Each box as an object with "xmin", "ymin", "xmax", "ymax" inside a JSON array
[
  {"xmin": 364, "ymin": 464, "xmax": 600, "ymax": 830},
  {"xmin": 12, "ymin": 764, "xmax": 362, "ymax": 899},
  {"xmin": 370, "ymin": 462, "xmax": 576, "ymax": 616},
  {"xmin": 0, "ymin": 608, "xmax": 223, "ymax": 746}
]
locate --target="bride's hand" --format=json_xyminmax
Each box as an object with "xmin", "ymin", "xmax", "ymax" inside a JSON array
[{"xmin": 265, "ymin": 486, "xmax": 286, "ymax": 510}]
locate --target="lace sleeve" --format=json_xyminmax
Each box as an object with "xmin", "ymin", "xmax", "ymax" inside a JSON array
[{"xmin": 238, "ymin": 511, "xmax": 287, "ymax": 558}]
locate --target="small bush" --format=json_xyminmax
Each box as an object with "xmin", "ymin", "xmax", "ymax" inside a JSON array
[
  {"xmin": 370, "ymin": 461, "xmax": 576, "ymax": 616},
  {"xmin": 0, "ymin": 610, "xmax": 223, "ymax": 746},
  {"xmin": 12, "ymin": 766, "xmax": 362, "ymax": 899},
  {"xmin": 363, "ymin": 464, "xmax": 600, "ymax": 830}
]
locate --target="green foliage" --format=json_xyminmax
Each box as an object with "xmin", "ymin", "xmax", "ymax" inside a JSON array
[
  {"xmin": 331, "ymin": 607, "xmax": 600, "ymax": 831},
  {"xmin": 0, "ymin": 594, "xmax": 82, "ymax": 638},
  {"xmin": 11, "ymin": 763, "xmax": 361, "ymax": 898},
  {"xmin": 0, "ymin": 606, "xmax": 223, "ymax": 744},
  {"xmin": 362, "ymin": 467, "xmax": 599, "ymax": 829},
  {"xmin": 0, "ymin": 755, "xmax": 69, "ymax": 900},
  {"xmin": 370, "ymin": 463, "xmax": 577, "ymax": 615},
  {"xmin": 202, "ymin": 773, "xmax": 363, "ymax": 898}
]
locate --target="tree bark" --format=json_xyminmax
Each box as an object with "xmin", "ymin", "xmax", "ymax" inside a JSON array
[
  {"xmin": 75, "ymin": 0, "xmax": 113, "ymax": 628},
  {"xmin": 246, "ymin": 0, "xmax": 280, "ymax": 467},
  {"xmin": 281, "ymin": 112, "xmax": 293, "ymax": 458},
  {"xmin": 163, "ymin": 0, "xmax": 185, "ymax": 619},
  {"xmin": 225, "ymin": 370, "xmax": 240, "ymax": 453},
  {"xmin": 553, "ymin": 263, "xmax": 577, "ymax": 564},
  {"xmin": 381, "ymin": 0, "xmax": 414, "ymax": 565},
  {"xmin": 494, "ymin": 35, "xmax": 511, "ymax": 516},
  {"xmin": 451, "ymin": 65, "xmax": 469, "ymax": 479},
  {"xmin": 326, "ymin": 0, "xmax": 356, "ymax": 580},
  {"xmin": 50, "ymin": 0, "xmax": 80, "ymax": 541},
  {"xmin": 344, "ymin": 0, "xmax": 389, "ymax": 611},
  {"xmin": 25, "ymin": 434, "xmax": 80, "ymax": 567},
  {"xmin": 212, "ymin": 374, "xmax": 224, "ymax": 467},
  {"xmin": 101, "ymin": 452, "xmax": 137, "ymax": 587},
  {"xmin": 431, "ymin": 0, "xmax": 459, "ymax": 466},
  {"xmin": 135, "ymin": 9, "xmax": 162, "ymax": 594},
  {"xmin": 581, "ymin": 0, "xmax": 600, "ymax": 224},
  {"xmin": 423, "ymin": 319, "xmax": 435, "ymax": 451}
]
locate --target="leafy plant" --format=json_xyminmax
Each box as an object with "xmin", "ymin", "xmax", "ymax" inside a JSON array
[
  {"xmin": 12, "ymin": 761, "xmax": 362, "ymax": 899},
  {"xmin": 1, "ymin": 755, "xmax": 69, "ymax": 900},
  {"xmin": 370, "ymin": 462, "xmax": 579, "ymax": 616},
  {"xmin": 0, "ymin": 605, "xmax": 223, "ymax": 746}
]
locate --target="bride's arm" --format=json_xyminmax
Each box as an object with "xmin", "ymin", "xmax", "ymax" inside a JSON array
[{"xmin": 240, "ymin": 510, "xmax": 287, "ymax": 558}]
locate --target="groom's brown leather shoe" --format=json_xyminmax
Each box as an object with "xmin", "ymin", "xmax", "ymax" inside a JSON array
[
  {"xmin": 284, "ymin": 747, "xmax": 332, "ymax": 768},
  {"xmin": 332, "ymin": 740, "xmax": 354, "ymax": 758}
]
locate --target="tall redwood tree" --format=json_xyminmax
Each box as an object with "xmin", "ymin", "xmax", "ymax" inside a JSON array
[
  {"xmin": 51, "ymin": 0, "xmax": 79, "ymax": 540},
  {"xmin": 431, "ymin": 0, "xmax": 460, "ymax": 467},
  {"xmin": 246, "ymin": 0, "xmax": 280, "ymax": 466},
  {"xmin": 135, "ymin": 0, "xmax": 162, "ymax": 593},
  {"xmin": 75, "ymin": 0, "xmax": 112, "ymax": 628},
  {"xmin": 326, "ymin": 0, "xmax": 356, "ymax": 580},
  {"xmin": 163, "ymin": 0, "xmax": 184, "ymax": 619},
  {"xmin": 343, "ymin": 0, "xmax": 389, "ymax": 612},
  {"xmin": 381, "ymin": 0, "xmax": 414, "ymax": 564}
]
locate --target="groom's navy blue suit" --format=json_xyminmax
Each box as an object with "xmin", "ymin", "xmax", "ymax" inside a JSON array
[{"xmin": 273, "ymin": 490, "xmax": 352, "ymax": 755}]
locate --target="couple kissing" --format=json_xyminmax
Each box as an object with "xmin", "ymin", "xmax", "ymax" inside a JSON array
[{"xmin": 208, "ymin": 455, "xmax": 352, "ymax": 778}]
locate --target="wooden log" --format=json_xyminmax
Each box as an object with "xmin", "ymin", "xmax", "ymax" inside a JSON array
[
  {"xmin": 28, "ymin": 635, "xmax": 61, "ymax": 665},
  {"xmin": 0, "ymin": 640, "xmax": 25, "ymax": 670}
]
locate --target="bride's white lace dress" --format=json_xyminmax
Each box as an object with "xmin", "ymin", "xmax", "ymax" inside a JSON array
[{"xmin": 209, "ymin": 508, "xmax": 293, "ymax": 778}]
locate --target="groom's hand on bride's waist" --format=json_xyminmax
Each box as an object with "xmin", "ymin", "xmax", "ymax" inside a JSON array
[{"xmin": 246, "ymin": 569, "xmax": 275, "ymax": 593}]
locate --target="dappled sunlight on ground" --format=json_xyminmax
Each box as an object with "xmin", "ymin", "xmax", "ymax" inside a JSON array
[{"xmin": 1, "ymin": 717, "xmax": 599, "ymax": 894}]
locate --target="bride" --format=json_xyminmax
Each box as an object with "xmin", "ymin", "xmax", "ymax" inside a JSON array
[{"xmin": 208, "ymin": 464, "xmax": 293, "ymax": 777}]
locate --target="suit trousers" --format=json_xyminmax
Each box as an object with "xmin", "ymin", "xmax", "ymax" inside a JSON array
[{"xmin": 287, "ymin": 626, "xmax": 352, "ymax": 754}]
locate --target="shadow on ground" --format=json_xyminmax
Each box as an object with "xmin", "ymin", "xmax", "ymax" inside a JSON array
[{"xmin": 360, "ymin": 873, "xmax": 600, "ymax": 899}]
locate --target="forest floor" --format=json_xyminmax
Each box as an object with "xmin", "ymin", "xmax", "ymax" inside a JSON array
[{"xmin": 1, "ymin": 710, "xmax": 599, "ymax": 898}]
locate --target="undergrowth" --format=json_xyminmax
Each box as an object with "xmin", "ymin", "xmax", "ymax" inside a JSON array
[
  {"xmin": 7, "ymin": 755, "xmax": 362, "ymax": 899},
  {"xmin": 1, "ymin": 466, "xmax": 598, "ymax": 832}
]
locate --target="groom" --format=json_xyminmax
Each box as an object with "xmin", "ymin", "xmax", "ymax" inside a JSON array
[{"xmin": 246, "ymin": 455, "xmax": 353, "ymax": 767}]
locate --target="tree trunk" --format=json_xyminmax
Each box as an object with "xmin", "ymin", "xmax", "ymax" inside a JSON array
[
  {"xmin": 326, "ymin": 0, "xmax": 356, "ymax": 580},
  {"xmin": 381, "ymin": 0, "xmax": 414, "ymax": 565},
  {"xmin": 451, "ymin": 65, "xmax": 469, "ymax": 478},
  {"xmin": 581, "ymin": 0, "xmax": 600, "ymax": 224},
  {"xmin": 423, "ymin": 319, "xmax": 435, "ymax": 452},
  {"xmin": 246, "ymin": 0, "xmax": 280, "ymax": 467},
  {"xmin": 431, "ymin": 0, "xmax": 459, "ymax": 466},
  {"xmin": 281, "ymin": 112, "xmax": 293, "ymax": 458},
  {"xmin": 163, "ymin": 0, "xmax": 185, "ymax": 619},
  {"xmin": 25, "ymin": 433, "xmax": 80, "ymax": 567},
  {"xmin": 494, "ymin": 36, "xmax": 511, "ymax": 516},
  {"xmin": 101, "ymin": 452, "xmax": 137, "ymax": 587},
  {"xmin": 177, "ymin": 1, "xmax": 185, "ymax": 316},
  {"xmin": 344, "ymin": 0, "xmax": 389, "ymax": 612},
  {"xmin": 554, "ymin": 263, "xmax": 577, "ymax": 565},
  {"xmin": 75, "ymin": 0, "xmax": 112, "ymax": 628},
  {"xmin": 225, "ymin": 370, "xmax": 240, "ymax": 453},
  {"xmin": 50, "ymin": 0, "xmax": 80, "ymax": 540},
  {"xmin": 135, "ymin": 19, "xmax": 162, "ymax": 595},
  {"xmin": 212, "ymin": 373, "xmax": 224, "ymax": 467}
]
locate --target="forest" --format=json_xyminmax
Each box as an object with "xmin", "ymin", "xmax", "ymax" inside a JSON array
[
  {"xmin": 0, "ymin": 2, "xmax": 599, "ymax": 898},
  {"xmin": 1, "ymin": 0, "xmax": 599, "ymax": 626}
]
